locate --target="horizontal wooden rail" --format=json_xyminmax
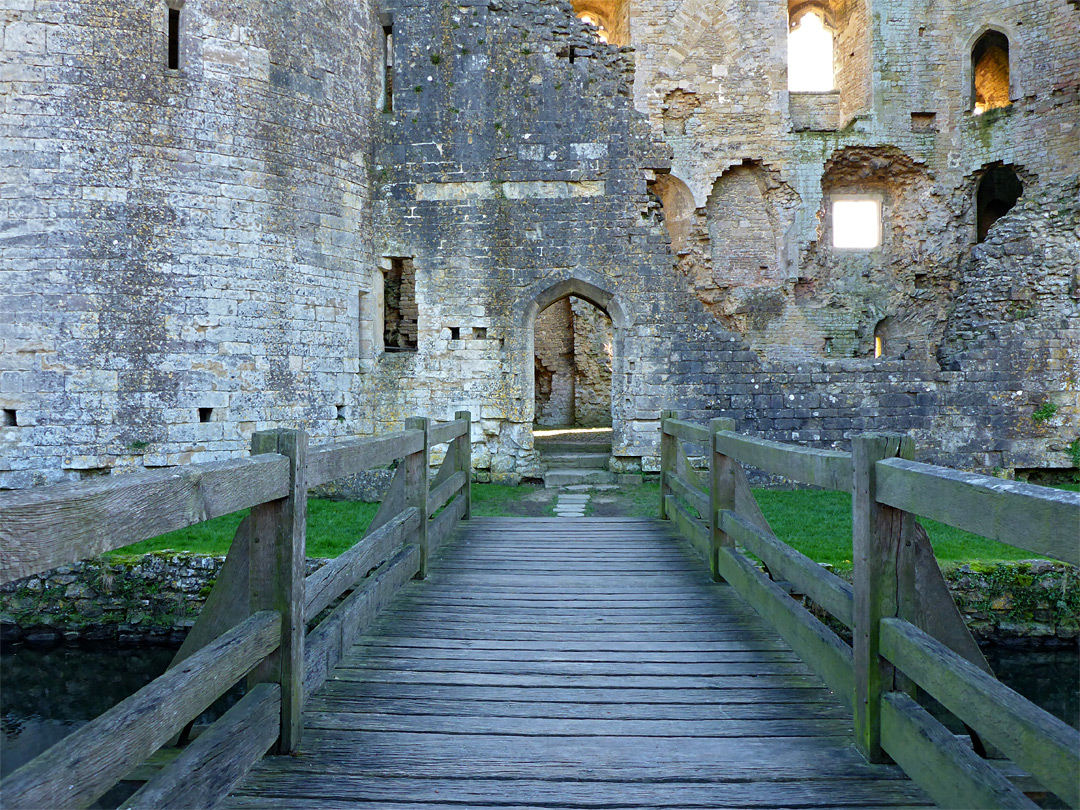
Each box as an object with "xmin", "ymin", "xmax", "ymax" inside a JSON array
[
  {"xmin": 662, "ymin": 418, "xmax": 711, "ymax": 446},
  {"xmin": 875, "ymin": 458, "xmax": 1080, "ymax": 566},
  {"xmin": 720, "ymin": 510, "xmax": 854, "ymax": 628},
  {"xmin": 0, "ymin": 610, "xmax": 281, "ymax": 810},
  {"xmin": 664, "ymin": 470, "xmax": 709, "ymax": 519},
  {"xmin": 663, "ymin": 495, "xmax": 710, "ymax": 561},
  {"xmin": 429, "ymin": 470, "xmax": 467, "ymax": 517},
  {"xmin": 714, "ymin": 431, "xmax": 852, "ymax": 492},
  {"xmin": 0, "ymin": 455, "xmax": 290, "ymax": 584},
  {"xmin": 430, "ymin": 493, "xmax": 467, "ymax": 553},
  {"xmin": 306, "ymin": 429, "xmax": 425, "ymax": 489},
  {"xmin": 715, "ymin": 547, "xmax": 854, "ymax": 710},
  {"xmin": 880, "ymin": 691, "xmax": 1038, "ymax": 809},
  {"xmin": 304, "ymin": 508, "xmax": 421, "ymax": 620},
  {"xmin": 429, "ymin": 419, "xmax": 469, "ymax": 445},
  {"xmin": 304, "ymin": 544, "xmax": 421, "ymax": 698},
  {"xmin": 122, "ymin": 683, "xmax": 281, "ymax": 810},
  {"xmin": 880, "ymin": 617, "xmax": 1080, "ymax": 807}
]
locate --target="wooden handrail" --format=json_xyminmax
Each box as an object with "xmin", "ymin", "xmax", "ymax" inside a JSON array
[
  {"xmin": 875, "ymin": 458, "xmax": 1080, "ymax": 566},
  {"xmin": 0, "ymin": 412, "xmax": 474, "ymax": 810},
  {"xmin": 0, "ymin": 454, "xmax": 290, "ymax": 584},
  {"xmin": 880, "ymin": 617, "xmax": 1080, "ymax": 807},
  {"xmin": 658, "ymin": 413, "xmax": 1080, "ymax": 809}
]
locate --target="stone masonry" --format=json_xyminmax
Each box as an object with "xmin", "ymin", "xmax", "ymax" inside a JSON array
[{"xmin": 0, "ymin": 0, "xmax": 1077, "ymax": 486}]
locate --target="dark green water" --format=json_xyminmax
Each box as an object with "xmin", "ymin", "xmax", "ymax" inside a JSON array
[{"xmin": 1, "ymin": 643, "xmax": 1077, "ymax": 785}]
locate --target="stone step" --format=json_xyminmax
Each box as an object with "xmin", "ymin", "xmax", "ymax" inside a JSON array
[
  {"xmin": 539, "ymin": 452, "xmax": 610, "ymax": 470},
  {"xmin": 542, "ymin": 468, "xmax": 618, "ymax": 488}
]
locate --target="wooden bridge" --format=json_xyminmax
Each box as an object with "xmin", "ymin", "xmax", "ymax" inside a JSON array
[{"xmin": 1, "ymin": 413, "xmax": 1078, "ymax": 809}]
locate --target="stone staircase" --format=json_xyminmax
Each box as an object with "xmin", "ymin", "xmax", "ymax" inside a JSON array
[{"xmin": 535, "ymin": 428, "xmax": 616, "ymax": 488}]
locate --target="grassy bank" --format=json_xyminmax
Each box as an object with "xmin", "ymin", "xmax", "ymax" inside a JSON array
[{"xmin": 112, "ymin": 481, "xmax": 1075, "ymax": 570}]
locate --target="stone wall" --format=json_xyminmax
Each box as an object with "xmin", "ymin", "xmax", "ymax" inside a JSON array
[
  {"xmin": 0, "ymin": 0, "xmax": 381, "ymax": 489},
  {"xmin": 1, "ymin": 0, "xmax": 1077, "ymax": 487},
  {"xmin": 3, "ymin": 553, "xmax": 1072, "ymax": 646}
]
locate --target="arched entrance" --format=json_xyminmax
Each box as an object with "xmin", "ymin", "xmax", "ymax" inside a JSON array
[{"xmin": 534, "ymin": 295, "xmax": 613, "ymax": 428}]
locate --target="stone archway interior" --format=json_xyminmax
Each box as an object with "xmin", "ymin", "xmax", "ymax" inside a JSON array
[{"xmin": 534, "ymin": 296, "xmax": 613, "ymax": 428}]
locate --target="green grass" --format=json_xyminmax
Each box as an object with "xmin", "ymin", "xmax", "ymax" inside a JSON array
[
  {"xmin": 471, "ymin": 483, "xmax": 537, "ymax": 516},
  {"xmin": 110, "ymin": 484, "xmax": 527, "ymax": 559},
  {"xmin": 629, "ymin": 480, "xmax": 1066, "ymax": 571},
  {"xmin": 110, "ymin": 499, "xmax": 379, "ymax": 559}
]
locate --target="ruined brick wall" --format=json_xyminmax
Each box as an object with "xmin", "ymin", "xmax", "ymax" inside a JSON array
[
  {"xmin": 534, "ymin": 299, "xmax": 574, "ymax": 426},
  {"xmin": 570, "ymin": 297, "xmax": 613, "ymax": 427},
  {"xmin": 2, "ymin": 0, "xmax": 1077, "ymax": 488},
  {"xmin": 0, "ymin": 0, "xmax": 381, "ymax": 488}
]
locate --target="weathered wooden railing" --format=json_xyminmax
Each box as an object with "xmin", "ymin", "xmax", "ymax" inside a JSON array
[
  {"xmin": 659, "ymin": 410, "xmax": 1080, "ymax": 810},
  {"xmin": 0, "ymin": 412, "xmax": 472, "ymax": 810}
]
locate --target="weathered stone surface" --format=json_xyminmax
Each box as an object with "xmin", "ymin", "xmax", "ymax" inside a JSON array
[{"xmin": 0, "ymin": 0, "xmax": 1077, "ymax": 488}]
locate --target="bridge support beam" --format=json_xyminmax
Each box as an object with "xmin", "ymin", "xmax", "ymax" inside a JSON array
[
  {"xmin": 852, "ymin": 432, "xmax": 914, "ymax": 763},
  {"xmin": 708, "ymin": 417, "xmax": 736, "ymax": 581},
  {"xmin": 249, "ymin": 428, "xmax": 308, "ymax": 755}
]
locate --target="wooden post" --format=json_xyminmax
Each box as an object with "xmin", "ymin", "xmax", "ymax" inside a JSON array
[
  {"xmin": 659, "ymin": 409, "xmax": 677, "ymax": 520},
  {"xmin": 405, "ymin": 416, "xmax": 430, "ymax": 578},
  {"xmin": 248, "ymin": 429, "xmax": 307, "ymax": 754},
  {"xmin": 708, "ymin": 417, "xmax": 736, "ymax": 582},
  {"xmin": 455, "ymin": 410, "xmax": 472, "ymax": 520},
  {"xmin": 852, "ymin": 432, "xmax": 914, "ymax": 763}
]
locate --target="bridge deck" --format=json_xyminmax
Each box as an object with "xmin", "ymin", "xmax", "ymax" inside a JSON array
[{"xmin": 225, "ymin": 517, "xmax": 932, "ymax": 809}]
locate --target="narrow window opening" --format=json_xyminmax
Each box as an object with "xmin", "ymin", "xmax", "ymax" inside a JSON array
[
  {"xmin": 198, "ymin": 407, "xmax": 213, "ymax": 423},
  {"xmin": 383, "ymin": 25, "xmax": 394, "ymax": 112},
  {"xmin": 168, "ymin": 7, "xmax": 181, "ymax": 70},
  {"xmin": 976, "ymin": 165, "xmax": 1022, "ymax": 242},
  {"xmin": 874, "ymin": 335, "xmax": 884, "ymax": 358},
  {"xmin": 832, "ymin": 197, "xmax": 881, "ymax": 249},
  {"xmin": 2, "ymin": 409, "xmax": 16, "ymax": 427},
  {"xmin": 474, "ymin": 327, "xmax": 488, "ymax": 339},
  {"xmin": 449, "ymin": 326, "xmax": 461, "ymax": 340},
  {"xmin": 383, "ymin": 258, "xmax": 418, "ymax": 352},
  {"xmin": 972, "ymin": 31, "xmax": 1010, "ymax": 114},
  {"xmin": 788, "ymin": 9, "xmax": 834, "ymax": 92},
  {"xmin": 577, "ymin": 12, "xmax": 609, "ymax": 43},
  {"xmin": 336, "ymin": 403, "xmax": 346, "ymax": 420}
]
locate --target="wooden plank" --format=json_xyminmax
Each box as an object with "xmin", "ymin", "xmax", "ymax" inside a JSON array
[
  {"xmin": 665, "ymin": 495, "xmax": 710, "ymax": 561},
  {"xmin": 714, "ymin": 547, "xmax": 853, "ymax": 710},
  {"xmin": 663, "ymin": 418, "xmax": 711, "ymax": 445},
  {"xmin": 428, "ymin": 471, "xmax": 466, "ymax": 517},
  {"xmin": 428, "ymin": 419, "xmax": 468, "ymax": 446},
  {"xmin": 714, "ymin": 431, "xmax": 852, "ymax": 492},
  {"xmin": 720, "ymin": 510, "xmax": 854, "ymax": 628},
  {"xmin": 169, "ymin": 514, "xmax": 252, "ymax": 669},
  {"xmin": 306, "ymin": 429, "xmax": 425, "ymax": 489},
  {"xmin": 852, "ymin": 433, "xmax": 914, "ymax": 762},
  {"xmin": 709, "ymin": 417, "xmax": 737, "ymax": 581},
  {"xmin": 875, "ymin": 458, "xmax": 1080, "ymax": 566},
  {"xmin": 405, "ymin": 417, "xmax": 430, "ymax": 578},
  {"xmin": 305, "ymin": 507, "xmax": 420, "ymax": 619},
  {"xmin": 429, "ymin": 493, "xmax": 466, "ymax": 552},
  {"xmin": 0, "ymin": 611, "xmax": 281, "ymax": 810},
  {"xmin": 0, "ymin": 454, "xmax": 289, "ymax": 584},
  {"xmin": 248, "ymin": 429, "xmax": 306, "ymax": 755},
  {"xmin": 664, "ymin": 470, "xmax": 709, "ymax": 519},
  {"xmin": 879, "ymin": 691, "xmax": 1038, "ymax": 809},
  {"xmin": 365, "ymin": 458, "xmax": 407, "ymax": 535},
  {"xmin": 303, "ymin": 544, "xmax": 421, "ymax": 698},
  {"xmin": 675, "ymin": 439, "xmax": 707, "ymax": 492},
  {"xmin": 880, "ymin": 618, "xmax": 1080, "ymax": 807},
  {"xmin": 454, "ymin": 411, "xmax": 472, "ymax": 520},
  {"xmin": 122, "ymin": 683, "xmax": 281, "ymax": 810},
  {"xmin": 659, "ymin": 409, "xmax": 677, "ymax": 520}
]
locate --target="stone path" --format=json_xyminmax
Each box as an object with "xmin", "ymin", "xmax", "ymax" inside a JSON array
[{"xmin": 554, "ymin": 493, "xmax": 590, "ymax": 517}]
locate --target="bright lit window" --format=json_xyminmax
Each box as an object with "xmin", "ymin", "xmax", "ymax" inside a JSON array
[
  {"xmin": 832, "ymin": 198, "xmax": 881, "ymax": 249},
  {"xmin": 577, "ymin": 12, "xmax": 609, "ymax": 43},
  {"xmin": 788, "ymin": 10, "xmax": 834, "ymax": 92}
]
